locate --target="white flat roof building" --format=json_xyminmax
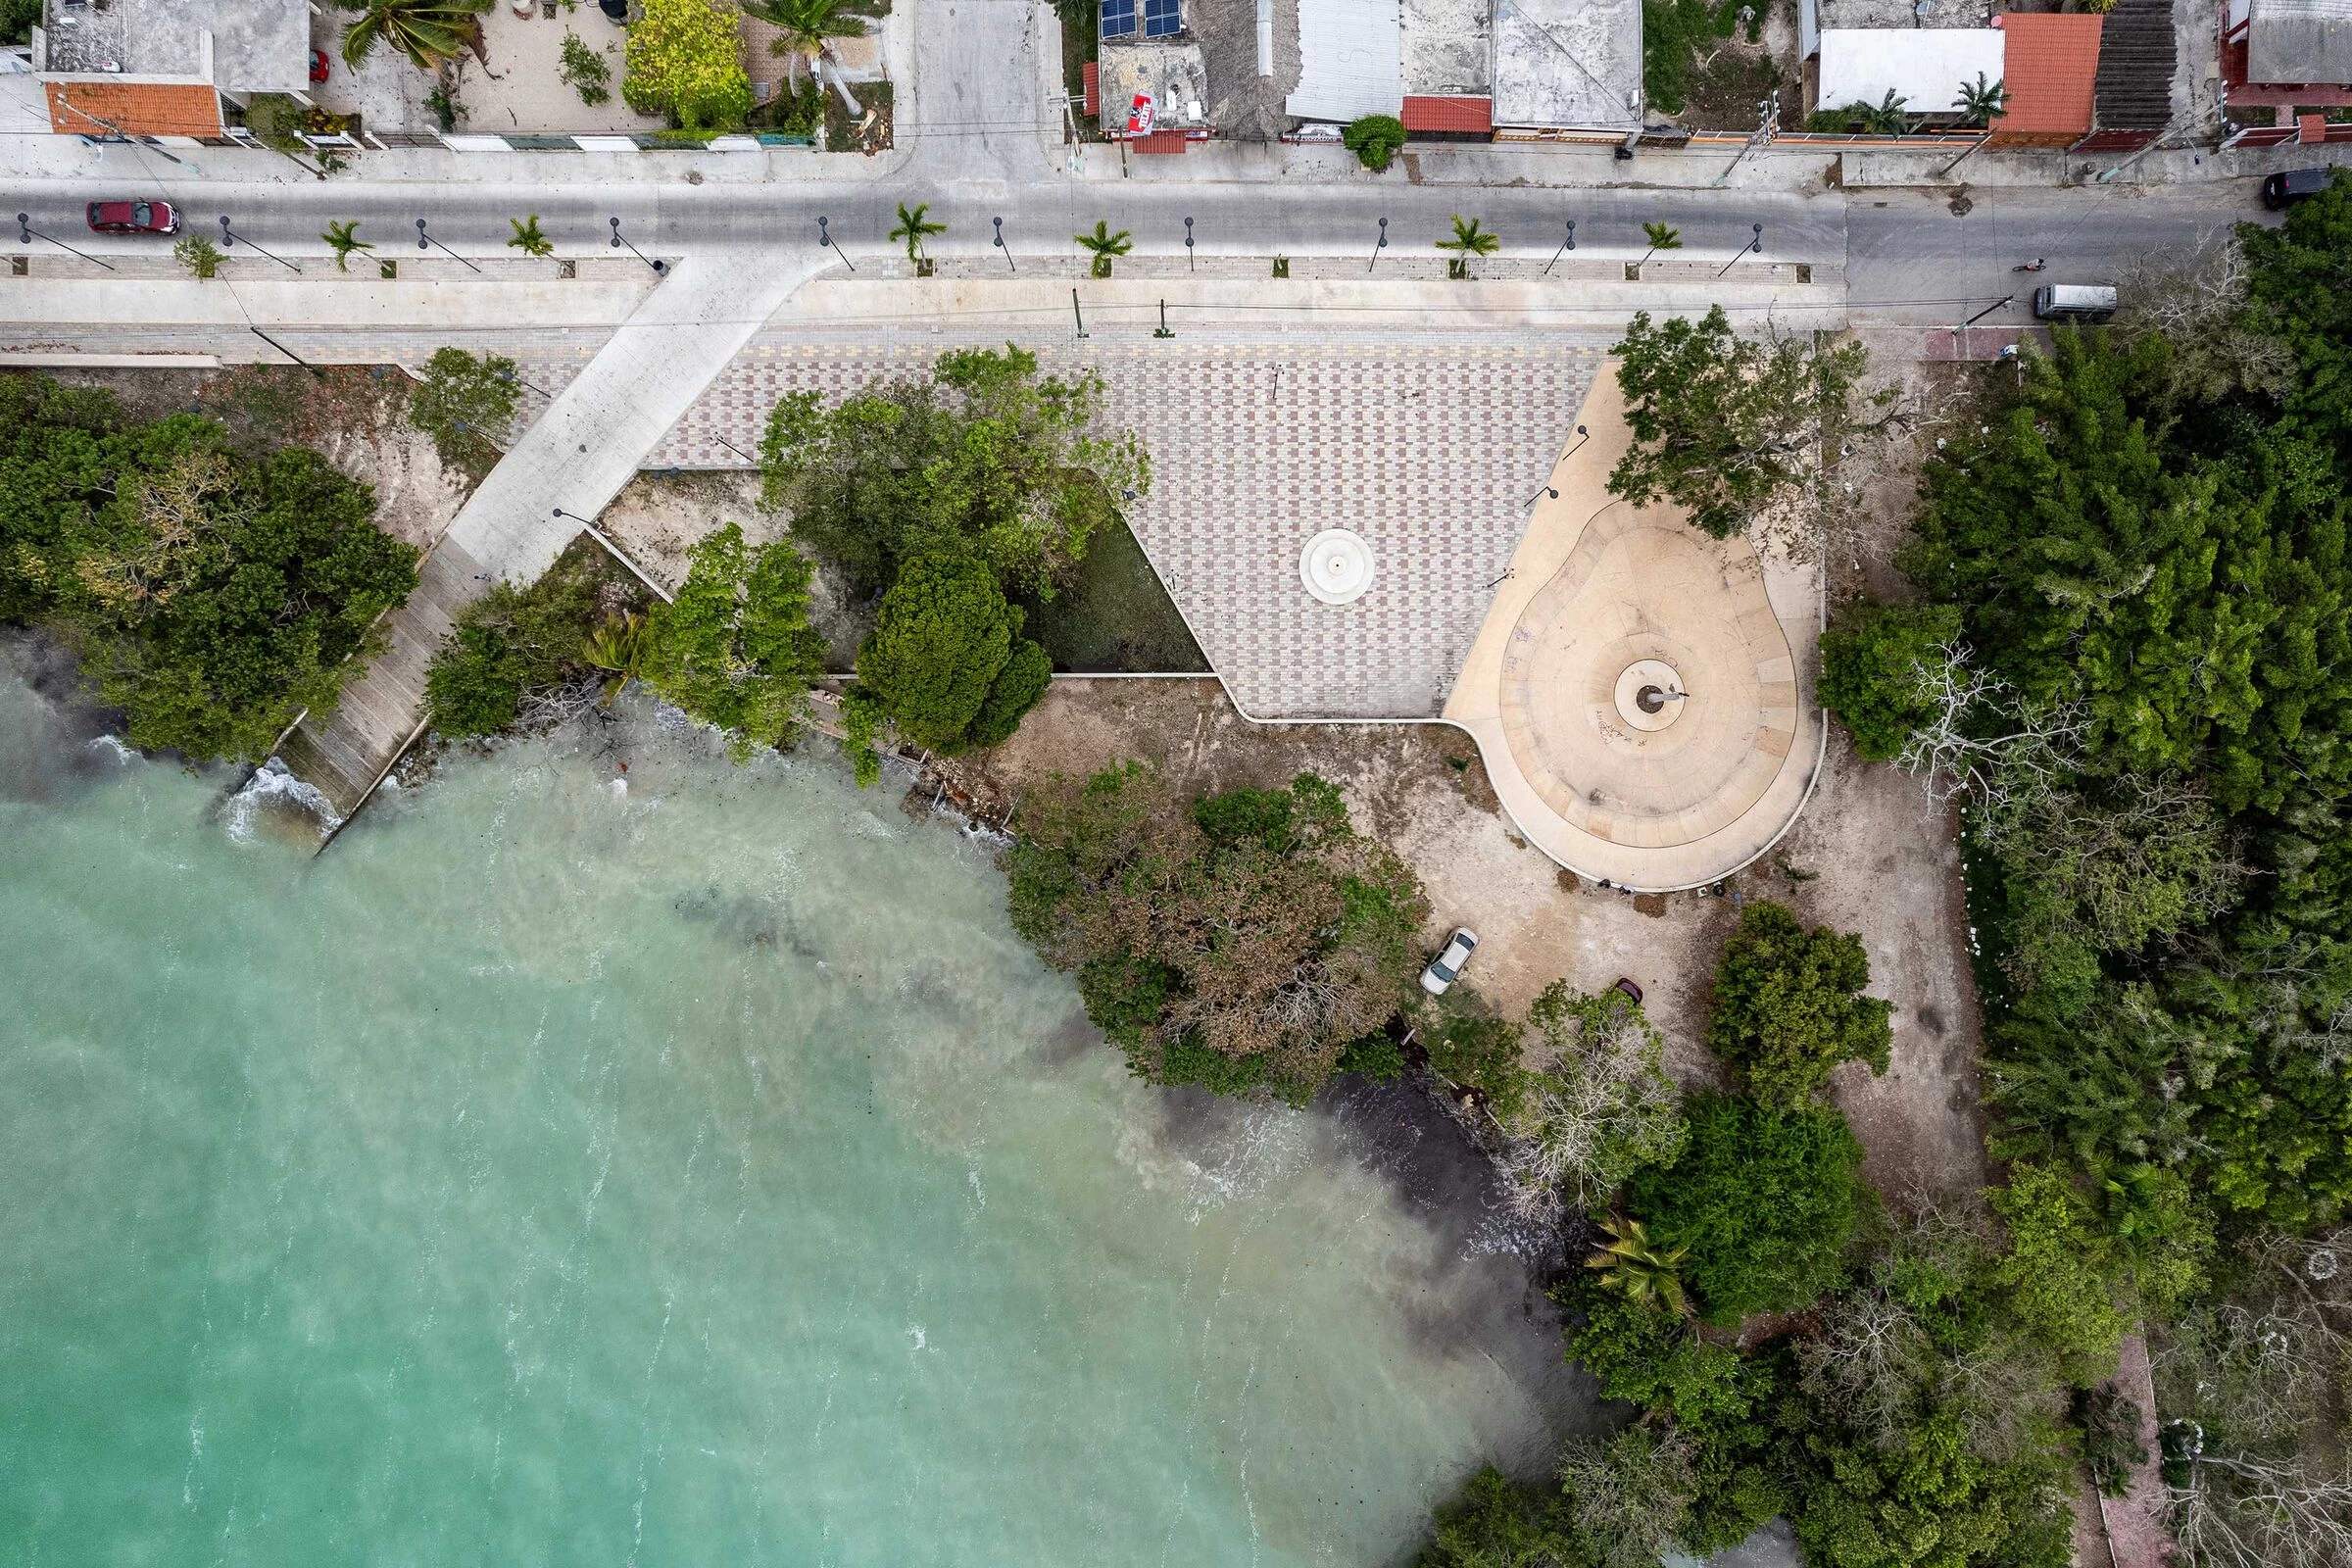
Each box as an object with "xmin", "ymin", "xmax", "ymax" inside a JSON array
[
  {"xmin": 1492, "ymin": 0, "xmax": 1644, "ymax": 130},
  {"xmin": 1815, "ymin": 27, "xmax": 2006, "ymax": 115}
]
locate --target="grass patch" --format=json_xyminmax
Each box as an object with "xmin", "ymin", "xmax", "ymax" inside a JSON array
[
  {"xmin": 1642, "ymin": 0, "xmax": 1757, "ymax": 118},
  {"xmin": 1020, "ymin": 516, "xmax": 1206, "ymax": 672}
]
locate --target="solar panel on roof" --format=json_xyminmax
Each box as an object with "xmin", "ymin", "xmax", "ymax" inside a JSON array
[
  {"xmin": 1101, "ymin": 0, "xmax": 1135, "ymax": 37},
  {"xmin": 1142, "ymin": 0, "xmax": 1180, "ymax": 33}
]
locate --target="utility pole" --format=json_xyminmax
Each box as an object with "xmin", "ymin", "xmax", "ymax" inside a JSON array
[{"xmin": 1714, "ymin": 88, "xmax": 1779, "ymax": 187}]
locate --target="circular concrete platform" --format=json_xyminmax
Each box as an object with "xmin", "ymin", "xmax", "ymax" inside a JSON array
[
  {"xmin": 1300, "ymin": 529, "xmax": 1374, "ymax": 605},
  {"xmin": 1496, "ymin": 504, "xmax": 1798, "ymax": 853}
]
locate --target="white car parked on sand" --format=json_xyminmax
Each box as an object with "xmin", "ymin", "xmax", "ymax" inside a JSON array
[{"xmin": 1420, "ymin": 928, "xmax": 1478, "ymax": 995}]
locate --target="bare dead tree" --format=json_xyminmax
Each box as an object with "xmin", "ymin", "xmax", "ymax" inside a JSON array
[
  {"xmin": 2168, "ymin": 1448, "xmax": 2352, "ymax": 1568},
  {"xmin": 1892, "ymin": 639, "xmax": 2086, "ymax": 810}
]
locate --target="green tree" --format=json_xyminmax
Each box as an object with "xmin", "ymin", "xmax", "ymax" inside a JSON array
[
  {"xmin": 409, "ymin": 346, "xmax": 521, "ymax": 480},
  {"xmin": 1587, "ymin": 1212, "xmax": 1690, "ymax": 1315},
  {"xmin": 320, "ymin": 220, "xmax": 373, "ymax": 272},
  {"xmin": 639, "ymin": 521, "xmax": 826, "ymax": 749},
  {"xmin": 1342, "ymin": 113, "xmax": 1407, "ymax": 172},
  {"xmin": 1005, "ymin": 765, "xmax": 1430, "ymax": 1096},
  {"xmin": 1074, "ymin": 220, "xmax": 1132, "ymax": 278},
  {"xmin": 1609, "ymin": 306, "xmax": 1879, "ymax": 539},
  {"xmin": 1418, "ymin": 1465, "xmax": 1581, "ymax": 1568},
  {"xmin": 1818, "ymin": 601, "xmax": 1963, "ymax": 760},
  {"xmin": 760, "ymin": 344, "xmax": 1148, "ymax": 598},
  {"xmin": 1708, "ymin": 900, "xmax": 1892, "ymax": 1107},
  {"xmin": 1498, "ymin": 983, "xmax": 1687, "ymax": 1207},
  {"xmin": 506, "ymin": 215, "xmax": 554, "ymax": 258},
  {"xmin": 173, "ymin": 234, "xmax": 222, "ymax": 279},
  {"xmin": 559, "ymin": 28, "xmax": 612, "ymax": 105},
  {"xmin": 1437, "ymin": 215, "xmax": 1499, "ymax": 277},
  {"xmin": 1952, "ymin": 73, "xmax": 2006, "ymax": 126},
  {"xmin": 1639, "ymin": 220, "xmax": 1682, "ymax": 267},
  {"xmin": 622, "ymin": 0, "xmax": 754, "ymax": 130},
  {"xmin": 887, "ymin": 201, "xmax": 944, "ymax": 264},
  {"xmin": 580, "ymin": 610, "xmax": 650, "ymax": 703},
  {"xmin": 1791, "ymin": 1409, "xmax": 2073, "ymax": 1568},
  {"xmin": 852, "ymin": 553, "xmax": 1049, "ymax": 756},
  {"xmin": 424, "ymin": 538, "xmax": 628, "ymax": 736},
  {"xmin": 1627, "ymin": 1093, "xmax": 1866, "ymax": 1323},
  {"xmin": 1986, "ymin": 1163, "xmax": 2129, "ymax": 1381},
  {"xmin": 339, "ymin": 0, "xmax": 490, "ymax": 71}
]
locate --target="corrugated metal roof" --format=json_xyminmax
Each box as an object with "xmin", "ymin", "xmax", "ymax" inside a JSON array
[
  {"xmin": 1997, "ymin": 14, "xmax": 2101, "ymax": 134},
  {"xmin": 1400, "ymin": 93, "xmax": 1493, "ymax": 131},
  {"xmin": 1287, "ymin": 0, "xmax": 1403, "ymax": 122},
  {"xmin": 1816, "ymin": 28, "xmax": 2007, "ymax": 112},
  {"xmin": 2250, "ymin": 0, "xmax": 2352, "ymax": 82}
]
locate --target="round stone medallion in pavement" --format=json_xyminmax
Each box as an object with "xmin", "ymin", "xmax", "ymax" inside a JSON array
[
  {"xmin": 1497, "ymin": 504, "xmax": 1799, "ymax": 851},
  {"xmin": 1300, "ymin": 529, "xmax": 1375, "ymax": 606}
]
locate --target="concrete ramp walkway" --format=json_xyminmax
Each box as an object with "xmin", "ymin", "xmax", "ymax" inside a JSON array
[{"xmin": 282, "ymin": 250, "xmax": 820, "ymax": 821}]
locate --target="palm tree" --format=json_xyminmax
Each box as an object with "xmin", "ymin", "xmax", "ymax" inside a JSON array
[
  {"xmin": 581, "ymin": 612, "xmax": 650, "ymax": 704},
  {"xmin": 888, "ymin": 202, "xmax": 945, "ymax": 266},
  {"xmin": 339, "ymin": 0, "xmax": 491, "ymax": 72},
  {"xmin": 743, "ymin": 0, "xmax": 866, "ymax": 115},
  {"xmin": 507, "ymin": 216, "xmax": 554, "ymax": 259},
  {"xmin": 1849, "ymin": 89, "xmax": 1910, "ymax": 135},
  {"xmin": 1637, "ymin": 220, "xmax": 1683, "ymax": 269},
  {"xmin": 321, "ymin": 220, "xmax": 373, "ymax": 272},
  {"xmin": 1436, "ymin": 214, "xmax": 1499, "ymax": 276},
  {"xmin": 1586, "ymin": 1214, "xmax": 1690, "ymax": 1316},
  {"xmin": 1953, "ymin": 73, "xmax": 2007, "ymax": 128},
  {"xmin": 1074, "ymin": 220, "xmax": 1132, "ymax": 278}
]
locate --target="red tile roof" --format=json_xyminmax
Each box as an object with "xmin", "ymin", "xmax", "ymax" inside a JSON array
[
  {"xmin": 1131, "ymin": 129, "xmax": 1190, "ymax": 153},
  {"xmin": 1082, "ymin": 59, "xmax": 1099, "ymax": 120},
  {"xmin": 1400, "ymin": 95, "xmax": 1492, "ymax": 133},
  {"xmin": 47, "ymin": 80, "xmax": 224, "ymax": 140},
  {"xmin": 1997, "ymin": 15, "xmax": 2101, "ymax": 135}
]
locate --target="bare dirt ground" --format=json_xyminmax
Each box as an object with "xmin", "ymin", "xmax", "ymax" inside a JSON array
[
  {"xmin": 959, "ymin": 675, "xmax": 1988, "ymax": 1201},
  {"xmin": 595, "ymin": 470, "xmax": 867, "ymax": 668}
]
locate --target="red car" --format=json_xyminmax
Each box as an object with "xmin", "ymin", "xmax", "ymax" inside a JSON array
[
  {"xmin": 310, "ymin": 48, "xmax": 330, "ymax": 83},
  {"xmin": 85, "ymin": 199, "xmax": 180, "ymax": 235}
]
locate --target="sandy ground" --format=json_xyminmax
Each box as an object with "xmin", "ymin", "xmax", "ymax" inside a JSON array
[
  {"xmin": 594, "ymin": 470, "xmax": 867, "ymax": 666},
  {"xmin": 961, "ymin": 676, "xmax": 1988, "ymax": 1202},
  {"xmin": 460, "ymin": 4, "xmax": 663, "ymax": 135}
]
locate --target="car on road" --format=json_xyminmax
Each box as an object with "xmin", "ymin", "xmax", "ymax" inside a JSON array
[
  {"xmin": 2032, "ymin": 283, "xmax": 2117, "ymax": 322},
  {"xmin": 2264, "ymin": 168, "xmax": 2333, "ymax": 209},
  {"xmin": 1419, "ymin": 928, "xmax": 1478, "ymax": 995},
  {"xmin": 85, "ymin": 199, "xmax": 180, "ymax": 236}
]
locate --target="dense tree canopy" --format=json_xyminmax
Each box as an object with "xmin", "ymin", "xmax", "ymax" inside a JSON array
[
  {"xmin": 638, "ymin": 522, "xmax": 826, "ymax": 750},
  {"xmin": 0, "ymin": 373, "xmax": 417, "ymax": 761},
  {"xmin": 1006, "ymin": 766, "xmax": 1428, "ymax": 1098},
  {"xmin": 760, "ymin": 345, "xmax": 1148, "ymax": 598},
  {"xmin": 1818, "ymin": 601, "xmax": 1963, "ymax": 760},
  {"xmin": 1707, "ymin": 901, "xmax": 1892, "ymax": 1107},
  {"xmin": 851, "ymin": 553, "xmax": 1050, "ymax": 755},
  {"xmin": 620, "ymin": 0, "xmax": 753, "ymax": 129}
]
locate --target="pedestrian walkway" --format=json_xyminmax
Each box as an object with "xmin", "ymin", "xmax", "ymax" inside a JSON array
[{"xmin": 279, "ymin": 249, "xmax": 824, "ymax": 823}]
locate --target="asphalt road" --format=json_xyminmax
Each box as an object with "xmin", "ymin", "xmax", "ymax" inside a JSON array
[{"xmin": 0, "ymin": 0, "xmax": 2284, "ymax": 325}]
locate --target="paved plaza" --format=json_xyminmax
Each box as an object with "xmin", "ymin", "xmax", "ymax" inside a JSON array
[{"xmin": 652, "ymin": 329, "xmax": 1604, "ymax": 718}]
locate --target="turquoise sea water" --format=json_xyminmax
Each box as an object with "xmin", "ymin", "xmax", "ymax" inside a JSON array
[{"xmin": 0, "ymin": 660, "xmax": 1590, "ymax": 1568}]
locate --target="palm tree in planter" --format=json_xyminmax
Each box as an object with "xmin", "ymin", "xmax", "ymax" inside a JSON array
[
  {"xmin": 507, "ymin": 216, "xmax": 555, "ymax": 259},
  {"xmin": 1637, "ymin": 221, "xmax": 1683, "ymax": 270},
  {"xmin": 889, "ymin": 202, "xmax": 945, "ymax": 275},
  {"xmin": 340, "ymin": 0, "xmax": 491, "ymax": 72},
  {"xmin": 1585, "ymin": 1213, "xmax": 1690, "ymax": 1316},
  {"xmin": 321, "ymin": 220, "xmax": 374, "ymax": 272},
  {"xmin": 1436, "ymin": 215, "xmax": 1498, "ymax": 278},
  {"xmin": 1074, "ymin": 220, "xmax": 1132, "ymax": 278},
  {"xmin": 743, "ymin": 0, "xmax": 866, "ymax": 116},
  {"xmin": 1953, "ymin": 73, "xmax": 2007, "ymax": 127}
]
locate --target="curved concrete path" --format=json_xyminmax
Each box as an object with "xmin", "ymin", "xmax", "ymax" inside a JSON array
[{"xmin": 1444, "ymin": 371, "xmax": 1823, "ymax": 891}]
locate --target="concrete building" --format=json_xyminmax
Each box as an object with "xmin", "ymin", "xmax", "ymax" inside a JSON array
[
  {"xmin": 1988, "ymin": 13, "xmax": 2103, "ymax": 146},
  {"xmin": 1814, "ymin": 28, "xmax": 2005, "ymax": 120},
  {"xmin": 2226, "ymin": 0, "xmax": 2352, "ymax": 114},
  {"xmin": 32, "ymin": 0, "xmax": 310, "ymax": 140},
  {"xmin": 1491, "ymin": 0, "xmax": 1643, "ymax": 137}
]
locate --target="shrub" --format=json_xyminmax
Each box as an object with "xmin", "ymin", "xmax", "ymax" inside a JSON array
[
  {"xmin": 1627, "ymin": 1093, "xmax": 1866, "ymax": 1323},
  {"xmin": 1418, "ymin": 1464, "xmax": 1580, "ymax": 1568},
  {"xmin": 1342, "ymin": 114, "xmax": 1407, "ymax": 172},
  {"xmin": 1818, "ymin": 601, "xmax": 1963, "ymax": 760},
  {"xmin": 409, "ymin": 347, "xmax": 521, "ymax": 480},
  {"xmin": 560, "ymin": 29, "xmax": 612, "ymax": 106},
  {"xmin": 173, "ymin": 234, "xmax": 223, "ymax": 279},
  {"xmin": 622, "ymin": 0, "xmax": 753, "ymax": 130},
  {"xmin": 1707, "ymin": 900, "xmax": 1892, "ymax": 1107},
  {"xmin": 964, "ymin": 634, "xmax": 1052, "ymax": 748},
  {"xmin": 424, "ymin": 541, "xmax": 629, "ymax": 737}
]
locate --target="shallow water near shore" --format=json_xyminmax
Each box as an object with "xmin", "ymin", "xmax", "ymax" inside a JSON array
[{"xmin": 0, "ymin": 663, "xmax": 1596, "ymax": 1568}]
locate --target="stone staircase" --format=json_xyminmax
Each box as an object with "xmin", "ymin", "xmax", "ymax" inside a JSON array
[
  {"xmin": 276, "ymin": 540, "xmax": 488, "ymax": 821},
  {"xmin": 2093, "ymin": 0, "xmax": 2178, "ymax": 131}
]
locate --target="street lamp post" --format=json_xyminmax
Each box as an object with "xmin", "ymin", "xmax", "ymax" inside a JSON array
[
  {"xmin": 16, "ymin": 212, "xmax": 116, "ymax": 271},
  {"xmin": 993, "ymin": 216, "xmax": 1015, "ymax": 273},
  {"xmin": 248, "ymin": 326, "xmax": 325, "ymax": 378},
  {"xmin": 416, "ymin": 218, "xmax": 483, "ymax": 274},
  {"xmin": 1368, "ymin": 216, "xmax": 1388, "ymax": 273},
  {"xmin": 220, "ymin": 215, "xmax": 302, "ymax": 272},
  {"xmin": 1524, "ymin": 481, "xmax": 1559, "ymax": 509},
  {"xmin": 1561, "ymin": 423, "xmax": 1592, "ymax": 461},
  {"xmin": 817, "ymin": 215, "xmax": 855, "ymax": 273},
  {"xmin": 712, "ymin": 434, "xmax": 759, "ymax": 465},
  {"xmin": 608, "ymin": 218, "xmax": 666, "ymax": 274},
  {"xmin": 1544, "ymin": 219, "xmax": 1577, "ymax": 276},
  {"xmin": 1715, "ymin": 223, "xmax": 1763, "ymax": 277},
  {"xmin": 1184, "ymin": 216, "xmax": 1194, "ymax": 271},
  {"xmin": 497, "ymin": 366, "xmax": 554, "ymax": 398}
]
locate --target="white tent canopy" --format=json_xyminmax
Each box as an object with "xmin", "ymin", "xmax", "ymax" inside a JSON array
[{"xmin": 1815, "ymin": 28, "xmax": 2007, "ymax": 116}]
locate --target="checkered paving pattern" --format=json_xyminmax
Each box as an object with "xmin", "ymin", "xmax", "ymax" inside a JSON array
[{"xmin": 654, "ymin": 335, "xmax": 1600, "ymax": 718}]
